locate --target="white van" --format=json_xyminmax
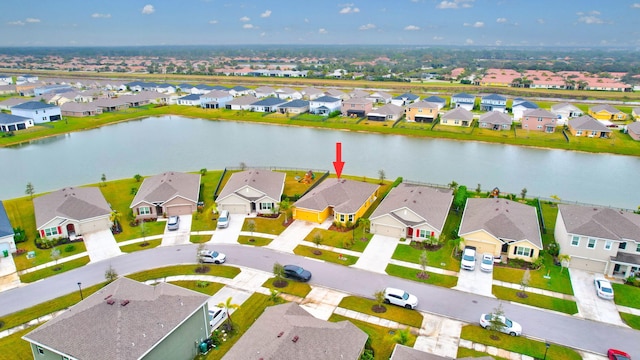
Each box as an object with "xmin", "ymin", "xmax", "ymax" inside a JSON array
[{"xmin": 217, "ymin": 210, "xmax": 230, "ymax": 229}]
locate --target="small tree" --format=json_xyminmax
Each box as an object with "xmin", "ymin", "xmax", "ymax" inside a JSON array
[
  {"xmin": 273, "ymin": 262, "xmax": 286, "ymax": 287},
  {"xmin": 217, "ymin": 297, "xmax": 240, "ymax": 331},
  {"xmin": 448, "ymin": 180, "xmax": 459, "ymax": 192},
  {"xmin": 246, "ymin": 220, "xmax": 256, "ymax": 237},
  {"xmin": 487, "ymin": 303, "xmax": 507, "ymax": 340},
  {"xmin": 418, "ymin": 250, "xmax": 429, "ymax": 279},
  {"xmin": 101, "ymin": 173, "xmax": 107, "ymax": 187},
  {"xmin": 312, "ymin": 233, "xmax": 323, "ymax": 255},
  {"xmin": 518, "ymin": 269, "xmax": 531, "ymax": 298},
  {"xmin": 239, "ymin": 162, "xmax": 247, "ymax": 170},
  {"xmin": 558, "ymin": 254, "xmax": 571, "ymax": 273},
  {"xmin": 378, "ymin": 169, "xmax": 386, "ymax": 184},
  {"xmin": 25, "ymin": 182, "xmax": 35, "ymax": 199},
  {"xmin": 268, "ymin": 288, "xmax": 282, "ymax": 303},
  {"xmin": 475, "ymin": 183, "xmax": 482, "ymax": 195},
  {"xmin": 520, "ymin": 187, "xmax": 528, "ymax": 200},
  {"xmin": 195, "ymin": 243, "xmax": 207, "ymax": 272},
  {"xmin": 51, "ymin": 248, "xmax": 62, "ymax": 270},
  {"xmin": 394, "ymin": 328, "xmax": 411, "ymax": 345},
  {"xmin": 279, "ymin": 199, "xmax": 291, "ymax": 224},
  {"xmin": 133, "ymin": 174, "xmax": 142, "ymax": 182},
  {"xmin": 450, "ymin": 237, "xmax": 464, "ymax": 256},
  {"xmin": 373, "ymin": 289, "xmax": 386, "ymax": 313},
  {"xmin": 105, "ymin": 264, "xmax": 118, "ymax": 282},
  {"xmin": 200, "ymin": 168, "xmax": 207, "ymax": 176},
  {"xmin": 357, "ymin": 217, "xmax": 370, "ymax": 241}
]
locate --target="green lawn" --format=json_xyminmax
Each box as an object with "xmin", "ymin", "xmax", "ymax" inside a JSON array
[
  {"xmin": 492, "ymin": 261, "xmax": 573, "ymax": 295},
  {"xmin": 119, "ymin": 239, "xmax": 162, "ymax": 253},
  {"xmin": 190, "ymin": 235, "xmax": 212, "ymax": 244},
  {"xmin": 385, "ymin": 264, "xmax": 458, "ymax": 288},
  {"xmin": 191, "ymin": 170, "xmax": 224, "ymax": 231},
  {"xmin": 241, "ymin": 215, "xmax": 288, "ymax": 235},
  {"xmin": 460, "ymin": 325, "xmax": 582, "ymax": 360},
  {"xmin": 169, "ymin": 281, "xmax": 225, "ymax": 296},
  {"xmin": 293, "ymin": 244, "xmax": 358, "ymax": 265},
  {"xmin": 612, "ymin": 283, "xmax": 640, "ymax": 309},
  {"xmin": 457, "ymin": 347, "xmax": 510, "ymax": 360},
  {"xmin": 338, "ymin": 296, "xmax": 423, "ymax": 328},
  {"xmin": 492, "ymin": 286, "xmax": 578, "ymax": 315},
  {"xmin": 262, "ymin": 277, "xmax": 312, "ymax": 298},
  {"xmin": 391, "ymin": 242, "xmax": 461, "ymax": 272},
  {"xmin": 12, "ymin": 240, "xmax": 87, "ymax": 271},
  {"xmin": 620, "ymin": 312, "xmax": 640, "ymax": 330},
  {"xmin": 304, "ymin": 226, "xmax": 372, "ymax": 253},
  {"xmin": 237, "ymin": 235, "xmax": 273, "ymax": 246},
  {"xmin": 19, "ymin": 256, "xmax": 91, "ymax": 283},
  {"xmin": 125, "ymin": 264, "xmax": 241, "ymax": 282},
  {"xmin": 0, "ymin": 328, "xmax": 38, "ymax": 360}
]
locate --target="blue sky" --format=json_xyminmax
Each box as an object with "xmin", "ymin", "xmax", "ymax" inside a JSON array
[{"xmin": 1, "ymin": 0, "xmax": 639, "ymax": 47}]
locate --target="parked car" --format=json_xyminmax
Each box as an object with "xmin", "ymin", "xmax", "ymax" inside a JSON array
[
  {"xmin": 198, "ymin": 250, "xmax": 226, "ymax": 264},
  {"xmin": 608, "ymin": 349, "xmax": 631, "ymax": 360},
  {"xmin": 283, "ymin": 264, "xmax": 312, "ymax": 282},
  {"xmin": 595, "ymin": 278, "xmax": 615, "ymax": 300},
  {"xmin": 208, "ymin": 306, "xmax": 227, "ymax": 330},
  {"xmin": 480, "ymin": 253, "xmax": 494, "ymax": 273},
  {"xmin": 383, "ymin": 287, "xmax": 419, "ymax": 309},
  {"xmin": 217, "ymin": 210, "xmax": 230, "ymax": 229},
  {"xmin": 479, "ymin": 313, "xmax": 522, "ymax": 336},
  {"xmin": 461, "ymin": 246, "xmax": 477, "ymax": 271},
  {"xmin": 167, "ymin": 216, "xmax": 180, "ymax": 231}
]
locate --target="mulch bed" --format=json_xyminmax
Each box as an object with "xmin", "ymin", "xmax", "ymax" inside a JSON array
[
  {"xmin": 372, "ymin": 305, "xmax": 387, "ymax": 313},
  {"xmin": 195, "ymin": 266, "xmax": 211, "ymax": 274},
  {"xmin": 273, "ymin": 279, "xmax": 289, "ymax": 288}
]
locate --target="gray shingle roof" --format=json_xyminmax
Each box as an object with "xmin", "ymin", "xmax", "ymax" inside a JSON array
[
  {"xmin": 222, "ymin": 303, "xmax": 367, "ymax": 360},
  {"xmin": 343, "ymin": 97, "xmax": 372, "ymax": 105},
  {"xmin": 407, "ymin": 100, "xmax": 439, "ymax": 109},
  {"xmin": 294, "ymin": 178, "xmax": 379, "ymax": 213},
  {"xmin": 252, "ymin": 97, "xmax": 287, "ymax": 106},
  {"xmin": 0, "ymin": 201, "xmax": 13, "ymax": 238},
  {"xmin": 522, "ymin": 108, "xmax": 555, "ymax": 118},
  {"xmin": 217, "ymin": 169, "xmax": 285, "ymax": 202},
  {"xmin": 441, "ymin": 107, "xmax": 473, "ymax": 121},
  {"xmin": 23, "ymin": 278, "xmax": 209, "ymax": 360},
  {"xmin": 33, "ymin": 187, "xmax": 112, "ymax": 228},
  {"xmin": 558, "ymin": 204, "xmax": 640, "ymax": 242},
  {"xmin": 370, "ymin": 184, "xmax": 453, "ymax": 232},
  {"xmin": 452, "ymin": 93, "xmax": 475, "ymax": 100},
  {"xmin": 130, "ymin": 171, "xmax": 200, "ymax": 207},
  {"xmin": 478, "ymin": 111, "xmax": 512, "ymax": 125},
  {"xmin": 423, "ymin": 95, "xmax": 445, "ymax": 104},
  {"xmin": 0, "ymin": 113, "xmax": 31, "ymax": 125},
  {"xmin": 551, "ymin": 103, "xmax": 580, "ymax": 112},
  {"xmin": 482, "ymin": 94, "xmax": 506, "ymax": 101},
  {"xmin": 514, "ymin": 101, "xmax": 538, "ymax": 109},
  {"xmin": 369, "ymin": 103, "xmax": 403, "ymax": 116},
  {"xmin": 281, "ymin": 99, "xmax": 309, "ymax": 108},
  {"xmin": 590, "ymin": 104, "xmax": 621, "ymax": 113},
  {"xmin": 459, "ymin": 198, "xmax": 542, "ymax": 248},
  {"xmin": 569, "ymin": 116, "xmax": 611, "ymax": 132},
  {"xmin": 627, "ymin": 121, "xmax": 640, "ymax": 135},
  {"xmin": 11, "ymin": 101, "xmax": 58, "ymax": 110},
  {"xmin": 312, "ymin": 95, "xmax": 340, "ymax": 103},
  {"xmin": 227, "ymin": 95, "xmax": 258, "ymax": 106},
  {"xmin": 393, "ymin": 93, "xmax": 420, "ymax": 101}
]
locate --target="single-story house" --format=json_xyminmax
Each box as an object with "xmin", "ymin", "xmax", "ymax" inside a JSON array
[
  {"xmin": 451, "ymin": 93, "xmax": 476, "ymax": 111},
  {"xmin": 254, "ymin": 86, "xmax": 276, "ymax": 98},
  {"xmin": 33, "ymin": 187, "xmax": 112, "ymax": 240},
  {"xmin": 278, "ymin": 99, "xmax": 310, "ymax": 114},
  {"xmin": 250, "ymin": 97, "xmax": 288, "ymax": 112},
  {"xmin": 478, "ymin": 111, "xmax": 512, "ymax": 130},
  {"xmin": 216, "ymin": 169, "xmax": 285, "ymax": 215},
  {"xmin": 567, "ymin": 115, "xmax": 612, "ymax": 138},
  {"xmin": 222, "ymin": 302, "xmax": 368, "ymax": 360},
  {"xmin": 324, "ymin": 88, "xmax": 348, "ymax": 100},
  {"xmin": 440, "ymin": 107, "xmax": 473, "ymax": 127},
  {"xmin": 521, "ymin": 108, "xmax": 557, "ymax": 133},
  {"xmin": 366, "ymin": 103, "xmax": 404, "ymax": 121},
  {"xmin": 423, "ymin": 95, "xmax": 446, "ymax": 110},
  {"xmin": 480, "ymin": 94, "xmax": 507, "ymax": 113},
  {"xmin": 391, "ymin": 93, "xmax": 420, "ymax": 106},
  {"xmin": 551, "ymin": 103, "xmax": 583, "ymax": 124},
  {"xmin": 0, "ymin": 201, "xmax": 16, "ymax": 254},
  {"xmin": 0, "ymin": 74, "xmax": 12, "ymax": 84},
  {"xmin": 349, "ymin": 89, "xmax": 370, "ymax": 99},
  {"xmin": 225, "ymin": 95, "xmax": 258, "ymax": 110},
  {"xmin": 632, "ymin": 107, "xmax": 640, "ymax": 119},
  {"xmin": 275, "ymin": 87, "xmax": 302, "ymax": 100},
  {"xmin": 130, "ymin": 171, "xmax": 201, "ymax": 220},
  {"xmin": 0, "ymin": 113, "xmax": 34, "ymax": 132},
  {"xmin": 301, "ymin": 87, "xmax": 324, "ymax": 100},
  {"xmin": 459, "ymin": 198, "xmax": 542, "ymax": 262},
  {"xmin": 11, "ymin": 101, "xmax": 62, "ymax": 124},
  {"xmin": 293, "ymin": 178, "xmax": 379, "ymax": 225},
  {"xmin": 341, "ymin": 97, "xmax": 373, "ymax": 117},
  {"xmin": 588, "ymin": 104, "xmax": 627, "ymax": 121},
  {"xmin": 200, "ymin": 90, "xmax": 233, "ymax": 109},
  {"xmin": 367, "ymin": 91, "xmax": 393, "ymax": 104},
  {"xmin": 309, "ymin": 95, "xmax": 341, "ymax": 115},
  {"xmin": 405, "ymin": 101, "xmax": 439, "ymax": 123},
  {"xmin": 60, "ymin": 102, "xmax": 102, "ymax": 117},
  {"xmin": 554, "ymin": 204, "xmax": 640, "ymax": 277},
  {"xmin": 0, "ymin": 97, "xmax": 29, "ymax": 111},
  {"xmin": 23, "ymin": 277, "xmax": 211, "ymax": 360},
  {"xmin": 228, "ymin": 85, "xmax": 254, "ymax": 97},
  {"xmin": 626, "ymin": 121, "xmax": 640, "ymax": 141},
  {"xmin": 369, "ymin": 183, "xmax": 453, "ymax": 240},
  {"xmin": 512, "ymin": 100, "xmax": 539, "ymax": 121}
]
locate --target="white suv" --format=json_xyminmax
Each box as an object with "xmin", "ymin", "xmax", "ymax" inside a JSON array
[
  {"xmin": 383, "ymin": 287, "xmax": 419, "ymax": 309},
  {"xmin": 461, "ymin": 246, "xmax": 477, "ymax": 271}
]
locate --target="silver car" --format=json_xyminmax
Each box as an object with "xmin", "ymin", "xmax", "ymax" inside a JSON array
[{"xmin": 167, "ymin": 216, "xmax": 180, "ymax": 231}]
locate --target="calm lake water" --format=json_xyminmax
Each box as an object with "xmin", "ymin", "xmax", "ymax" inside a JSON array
[{"xmin": 3, "ymin": 115, "xmax": 639, "ymax": 209}]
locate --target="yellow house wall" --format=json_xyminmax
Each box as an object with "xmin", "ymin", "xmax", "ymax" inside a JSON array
[
  {"xmin": 293, "ymin": 207, "xmax": 331, "ymax": 223},
  {"xmin": 461, "ymin": 230, "xmax": 501, "ymax": 256},
  {"xmin": 406, "ymin": 107, "xmax": 438, "ymax": 121}
]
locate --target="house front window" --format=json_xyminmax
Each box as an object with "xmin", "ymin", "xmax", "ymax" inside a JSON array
[
  {"xmin": 348, "ymin": 214, "xmax": 354, "ymax": 223},
  {"xmin": 139, "ymin": 206, "xmax": 151, "ymax": 215},
  {"xmin": 636, "ymin": 243, "xmax": 640, "ymax": 253},
  {"xmin": 339, "ymin": 214, "xmax": 345, "ymax": 222},
  {"xmin": 44, "ymin": 227, "xmax": 59, "ymax": 237},
  {"xmin": 604, "ymin": 241, "xmax": 613, "ymax": 250},
  {"xmin": 576, "ymin": 130, "xmax": 583, "ymax": 136},
  {"xmin": 619, "ymin": 242, "xmax": 626, "ymax": 250},
  {"xmin": 515, "ymin": 246, "xmax": 533, "ymax": 257},
  {"xmin": 259, "ymin": 202, "xmax": 273, "ymax": 210},
  {"xmin": 571, "ymin": 236, "xmax": 580, "ymax": 246},
  {"xmin": 36, "ymin": 346, "xmax": 44, "ymax": 354},
  {"xmin": 587, "ymin": 238, "xmax": 596, "ymax": 249}
]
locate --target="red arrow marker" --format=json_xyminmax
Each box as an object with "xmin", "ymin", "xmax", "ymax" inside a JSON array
[{"xmin": 332, "ymin": 142, "xmax": 345, "ymax": 179}]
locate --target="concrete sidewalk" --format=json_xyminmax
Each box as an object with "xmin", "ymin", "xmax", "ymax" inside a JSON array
[{"xmin": 266, "ymin": 219, "xmax": 331, "ymax": 253}]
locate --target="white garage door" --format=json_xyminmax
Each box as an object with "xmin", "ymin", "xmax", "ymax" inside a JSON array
[
  {"xmin": 569, "ymin": 257, "xmax": 607, "ymax": 273},
  {"xmin": 167, "ymin": 205, "xmax": 193, "ymax": 216},
  {"xmin": 219, "ymin": 204, "xmax": 247, "ymax": 214},
  {"xmin": 371, "ymin": 223, "xmax": 404, "ymax": 238}
]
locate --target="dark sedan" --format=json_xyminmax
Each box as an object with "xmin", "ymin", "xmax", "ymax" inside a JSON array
[{"xmin": 283, "ymin": 264, "xmax": 312, "ymax": 282}]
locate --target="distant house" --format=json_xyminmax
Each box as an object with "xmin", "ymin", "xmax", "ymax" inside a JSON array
[
  {"xmin": 177, "ymin": 83, "xmax": 196, "ymax": 93},
  {"xmin": 551, "ymin": 103, "xmax": 583, "ymax": 124},
  {"xmin": 216, "ymin": 169, "xmax": 285, "ymax": 215},
  {"xmin": 0, "ymin": 74, "xmax": 12, "ymax": 85},
  {"xmin": 250, "ymin": 97, "xmax": 288, "ymax": 112},
  {"xmin": 478, "ymin": 111, "xmax": 512, "ymax": 130},
  {"xmin": 33, "ymin": 187, "xmax": 112, "ymax": 240},
  {"xmin": 191, "ymin": 84, "xmax": 216, "ymax": 95},
  {"xmin": 588, "ymin": 104, "xmax": 627, "ymax": 121},
  {"xmin": 366, "ymin": 103, "xmax": 404, "ymax": 121},
  {"xmin": 275, "ymin": 87, "xmax": 302, "ymax": 100},
  {"xmin": 512, "ymin": 100, "xmax": 539, "ymax": 121},
  {"xmin": 369, "ymin": 183, "xmax": 453, "ymax": 240},
  {"xmin": 254, "ymin": 86, "xmax": 276, "ymax": 98},
  {"xmin": 229, "ymin": 85, "xmax": 254, "ymax": 97},
  {"xmin": 325, "ymin": 88, "xmax": 348, "ymax": 100},
  {"xmin": 567, "ymin": 116, "xmax": 612, "ymax": 138},
  {"xmin": 521, "ymin": 108, "xmax": 557, "ymax": 133},
  {"xmin": 278, "ymin": 99, "xmax": 309, "ymax": 114},
  {"xmin": 309, "ymin": 95, "xmax": 341, "ymax": 115},
  {"xmin": 155, "ymin": 83, "xmax": 176, "ymax": 93},
  {"xmin": 627, "ymin": 121, "xmax": 640, "ymax": 141},
  {"xmin": 367, "ymin": 91, "xmax": 393, "ymax": 104},
  {"xmin": 225, "ymin": 95, "xmax": 258, "ymax": 110},
  {"xmin": 422, "ymin": 95, "xmax": 446, "ymax": 110},
  {"xmin": 200, "ymin": 90, "xmax": 233, "ymax": 109},
  {"xmin": 349, "ymin": 89, "xmax": 370, "ymax": 99},
  {"xmin": 341, "ymin": 97, "xmax": 373, "ymax": 117},
  {"xmin": 223, "ymin": 303, "xmax": 368, "ymax": 360},
  {"xmin": 480, "ymin": 94, "xmax": 507, "ymax": 113},
  {"xmin": 11, "ymin": 101, "xmax": 62, "ymax": 124},
  {"xmin": 23, "ymin": 278, "xmax": 211, "ymax": 360},
  {"xmin": 554, "ymin": 204, "xmax": 640, "ymax": 276},
  {"xmin": 293, "ymin": 178, "xmax": 379, "ymax": 225},
  {"xmin": 391, "ymin": 93, "xmax": 420, "ymax": 106},
  {"xmin": 440, "ymin": 107, "xmax": 473, "ymax": 127},
  {"xmin": 632, "ymin": 107, "xmax": 640, "ymax": 119},
  {"xmin": 451, "ymin": 93, "xmax": 476, "ymax": 111},
  {"xmin": 130, "ymin": 171, "xmax": 201, "ymax": 220},
  {"xmin": 60, "ymin": 102, "xmax": 102, "ymax": 117},
  {"xmin": 92, "ymin": 97, "xmax": 129, "ymax": 112},
  {"xmin": 459, "ymin": 198, "xmax": 542, "ymax": 262},
  {"xmin": 301, "ymin": 87, "xmax": 324, "ymax": 100},
  {"xmin": 0, "ymin": 201, "xmax": 16, "ymax": 254},
  {"xmin": 16, "ymin": 74, "xmax": 38, "ymax": 84},
  {"xmin": 405, "ymin": 101, "xmax": 439, "ymax": 122},
  {"xmin": 34, "ymin": 84, "xmax": 73, "ymax": 96},
  {"xmin": 0, "ymin": 113, "xmax": 33, "ymax": 132}
]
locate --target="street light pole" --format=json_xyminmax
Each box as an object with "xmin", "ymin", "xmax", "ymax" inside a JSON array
[
  {"xmin": 77, "ymin": 282, "xmax": 84, "ymax": 300},
  {"xmin": 543, "ymin": 342, "xmax": 550, "ymax": 360}
]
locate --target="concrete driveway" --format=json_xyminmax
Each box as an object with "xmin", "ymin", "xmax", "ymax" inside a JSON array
[
  {"xmin": 569, "ymin": 268, "xmax": 627, "ymax": 327},
  {"xmin": 83, "ymin": 229, "xmax": 122, "ymax": 262},
  {"xmin": 160, "ymin": 215, "xmax": 192, "ymax": 246},
  {"xmin": 210, "ymin": 214, "xmax": 248, "ymax": 244},
  {"xmin": 453, "ymin": 263, "xmax": 494, "ymax": 297}
]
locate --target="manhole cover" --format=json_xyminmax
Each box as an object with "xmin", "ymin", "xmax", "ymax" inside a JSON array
[{"xmin": 472, "ymin": 300, "xmax": 478, "ymax": 304}]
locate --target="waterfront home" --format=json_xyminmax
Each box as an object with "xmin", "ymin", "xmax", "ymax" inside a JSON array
[
  {"xmin": 391, "ymin": 93, "xmax": 420, "ymax": 106},
  {"xmin": 130, "ymin": 171, "xmax": 200, "ymax": 220},
  {"xmin": 250, "ymin": 97, "xmax": 288, "ymax": 112},
  {"xmin": 341, "ymin": 97, "xmax": 373, "ymax": 117},
  {"xmin": 480, "ymin": 94, "xmax": 507, "ymax": 113},
  {"xmin": 567, "ymin": 116, "xmax": 612, "ymax": 138},
  {"xmin": 478, "ymin": 111, "xmax": 512, "ymax": 130},
  {"xmin": 405, "ymin": 101, "xmax": 439, "ymax": 122},
  {"xmin": 588, "ymin": 104, "xmax": 627, "ymax": 121},
  {"xmin": 551, "ymin": 103, "xmax": 583, "ymax": 124},
  {"xmin": 0, "ymin": 113, "xmax": 33, "ymax": 132},
  {"xmin": 366, "ymin": 103, "xmax": 404, "ymax": 121},
  {"xmin": 0, "ymin": 201, "xmax": 16, "ymax": 254},
  {"xmin": 451, "ymin": 93, "xmax": 476, "ymax": 111},
  {"xmin": 11, "ymin": 101, "xmax": 62, "ymax": 124},
  {"xmin": 200, "ymin": 90, "xmax": 233, "ymax": 109},
  {"xmin": 626, "ymin": 121, "xmax": 640, "ymax": 141},
  {"xmin": 521, "ymin": 108, "xmax": 557, "ymax": 133},
  {"xmin": 512, "ymin": 100, "xmax": 539, "ymax": 120},
  {"xmin": 309, "ymin": 95, "xmax": 341, "ymax": 115},
  {"xmin": 216, "ymin": 169, "xmax": 285, "ymax": 215},
  {"xmin": 225, "ymin": 95, "xmax": 258, "ymax": 110},
  {"xmin": 440, "ymin": 107, "xmax": 473, "ymax": 127}
]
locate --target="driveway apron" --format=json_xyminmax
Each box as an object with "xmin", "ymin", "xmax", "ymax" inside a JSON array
[
  {"xmin": 209, "ymin": 214, "xmax": 247, "ymax": 244},
  {"xmin": 83, "ymin": 229, "xmax": 123, "ymax": 263},
  {"xmin": 160, "ymin": 215, "xmax": 193, "ymax": 246},
  {"xmin": 266, "ymin": 219, "xmax": 331, "ymax": 253},
  {"xmin": 453, "ymin": 264, "xmax": 494, "ymax": 297},
  {"xmin": 569, "ymin": 268, "xmax": 627, "ymax": 327},
  {"xmin": 352, "ymin": 234, "xmax": 398, "ymax": 274}
]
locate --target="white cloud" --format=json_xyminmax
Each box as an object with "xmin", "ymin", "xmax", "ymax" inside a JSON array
[
  {"xmin": 433, "ymin": 36, "xmax": 444, "ymax": 40},
  {"xmin": 495, "ymin": 40, "xmax": 502, "ymax": 46},
  {"xmin": 91, "ymin": 13, "xmax": 111, "ymax": 18},
  {"xmin": 496, "ymin": 17, "xmax": 507, "ymax": 23},
  {"xmin": 339, "ymin": 4, "xmax": 360, "ymax": 14},
  {"xmin": 260, "ymin": 32, "xmax": 266, "ymax": 37},
  {"xmin": 436, "ymin": 0, "xmax": 474, "ymax": 9},
  {"xmin": 7, "ymin": 20, "xmax": 25, "ymax": 26},
  {"xmin": 304, "ymin": 18, "xmax": 309, "ymax": 23},
  {"xmin": 240, "ymin": 16, "xmax": 250, "ymax": 22},
  {"xmin": 318, "ymin": 28, "xmax": 328, "ymax": 34},
  {"xmin": 632, "ymin": 3, "xmax": 640, "ymax": 8},
  {"xmin": 578, "ymin": 15, "xmax": 604, "ymax": 24},
  {"xmin": 260, "ymin": 10, "xmax": 271, "ymax": 18},
  {"xmin": 26, "ymin": 18, "xmax": 41, "ymax": 23},
  {"xmin": 464, "ymin": 21, "xmax": 483, "ymax": 28},
  {"xmin": 404, "ymin": 25, "xmax": 420, "ymax": 31},
  {"xmin": 243, "ymin": 23, "xmax": 254, "ymax": 29},
  {"xmin": 142, "ymin": 5, "xmax": 155, "ymax": 15},
  {"xmin": 208, "ymin": 20, "xmax": 218, "ymax": 24},
  {"xmin": 359, "ymin": 23, "xmax": 376, "ymax": 30},
  {"xmin": 537, "ymin": 18, "xmax": 545, "ymax": 24},
  {"xmin": 465, "ymin": 38, "xmax": 474, "ymax": 44}
]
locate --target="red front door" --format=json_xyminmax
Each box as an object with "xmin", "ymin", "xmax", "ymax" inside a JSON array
[{"xmin": 407, "ymin": 228, "xmax": 413, "ymax": 238}]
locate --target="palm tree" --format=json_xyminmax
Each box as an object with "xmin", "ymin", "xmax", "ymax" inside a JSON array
[
  {"xmin": 279, "ymin": 199, "xmax": 291, "ymax": 224},
  {"xmin": 217, "ymin": 296, "xmax": 240, "ymax": 331},
  {"xmin": 357, "ymin": 217, "xmax": 370, "ymax": 241}
]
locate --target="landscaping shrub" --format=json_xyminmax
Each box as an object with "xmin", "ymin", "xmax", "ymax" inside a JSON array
[
  {"xmin": 13, "ymin": 227, "xmax": 27, "ymax": 243},
  {"xmin": 64, "ymin": 244, "xmax": 76, "ymax": 253}
]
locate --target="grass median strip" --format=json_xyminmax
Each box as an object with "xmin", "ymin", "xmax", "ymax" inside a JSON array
[
  {"xmin": 620, "ymin": 312, "xmax": 640, "ymax": 330},
  {"xmin": 169, "ymin": 281, "xmax": 225, "ymax": 296},
  {"xmin": 612, "ymin": 283, "xmax": 640, "ymax": 309},
  {"xmin": 293, "ymin": 244, "xmax": 358, "ymax": 265},
  {"xmin": 385, "ymin": 263, "xmax": 458, "ymax": 288},
  {"xmin": 492, "ymin": 285, "xmax": 578, "ymax": 315},
  {"xmin": 119, "ymin": 239, "xmax": 162, "ymax": 252},
  {"xmin": 262, "ymin": 277, "xmax": 312, "ymax": 298},
  {"xmin": 237, "ymin": 235, "xmax": 273, "ymax": 247},
  {"xmin": 126, "ymin": 264, "xmax": 241, "ymax": 282},
  {"xmin": 19, "ymin": 256, "xmax": 91, "ymax": 283},
  {"xmin": 338, "ymin": 295, "xmax": 423, "ymax": 328}
]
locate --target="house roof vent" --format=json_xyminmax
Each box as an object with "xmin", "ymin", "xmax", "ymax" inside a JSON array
[
  {"xmin": 106, "ymin": 299, "xmax": 115, "ymax": 305},
  {"xmin": 277, "ymin": 331, "xmax": 284, "ymax": 338},
  {"xmin": 121, "ymin": 300, "xmax": 130, "ymax": 306},
  {"xmin": 292, "ymin": 336, "xmax": 299, "ymax": 343}
]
